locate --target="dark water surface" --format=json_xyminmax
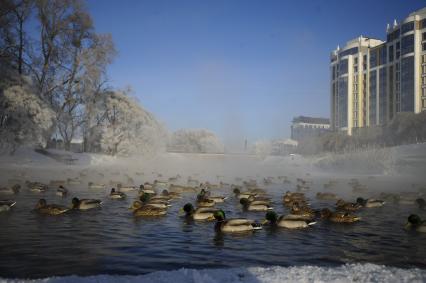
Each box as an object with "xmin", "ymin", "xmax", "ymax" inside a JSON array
[{"xmin": 0, "ymin": 179, "xmax": 425, "ymax": 279}]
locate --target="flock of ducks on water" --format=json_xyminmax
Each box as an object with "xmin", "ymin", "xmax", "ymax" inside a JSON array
[{"xmin": 1, "ymin": 174, "xmax": 426, "ymax": 233}]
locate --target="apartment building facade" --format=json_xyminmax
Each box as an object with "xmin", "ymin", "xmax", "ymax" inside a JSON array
[{"xmin": 330, "ymin": 7, "xmax": 426, "ymax": 135}]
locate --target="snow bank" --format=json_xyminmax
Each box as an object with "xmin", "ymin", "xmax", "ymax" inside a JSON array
[{"xmin": 1, "ymin": 264, "xmax": 425, "ymax": 283}]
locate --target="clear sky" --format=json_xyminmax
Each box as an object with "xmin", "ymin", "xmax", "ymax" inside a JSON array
[{"xmin": 86, "ymin": 0, "xmax": 425, "ymax": 146}]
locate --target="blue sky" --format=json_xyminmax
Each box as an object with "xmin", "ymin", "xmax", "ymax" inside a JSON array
[{"xmin": 87, "ymin": 0, "xmax": 425, "ymax": 145}]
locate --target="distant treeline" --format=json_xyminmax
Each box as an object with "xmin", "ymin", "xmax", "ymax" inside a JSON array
[
  {"xmin": 297, "ymin": 111, "xmax": 426, "ymax": 155},
  {"xmin": 0, "ymin": 0, "xmax": 166, "ymax": 155}
]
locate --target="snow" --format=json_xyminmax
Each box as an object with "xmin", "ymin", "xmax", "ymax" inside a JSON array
[{"xmin": 1, "ymin": 264, "xmax": 425, "ymax": 283}]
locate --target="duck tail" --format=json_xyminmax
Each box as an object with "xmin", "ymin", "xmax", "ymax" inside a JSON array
[
  {"xmin": 308, "ymin": 221, "xmax": 317, "ymax": 226},
  {"xmin": 251, "ymin": 223, "xmax": 263, "ymax": 230}
]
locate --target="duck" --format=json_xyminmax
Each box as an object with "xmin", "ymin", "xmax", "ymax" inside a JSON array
[
  {"xmin": 233, "ymin": 188, "xmax": 255, "ymax": 200},
  {"xmin": 56, "ymin": 185, "xmax": 68, "ymax": 197},
  {"xmin": 405, "ymin": 214, "xmax": 426, "ymax": 232},
  {"xmin": 138, "ymin": 184, "xmax": 156, "ymax": 196},
  {"xmin": 290, "ymin": 202, "xmax": 316, "ymax": 219},
  {"xmin": 197, "ymin": 198, "xmax": 216, "ymax": 207},
  {"xmin": 110, "ymin": 188, "xmax": 126, "ymax": 199},
  {"xmin": 240, "ymin": 198, "xmax": 273, "ymax": 211},
  {"xmin": 321, "ymin": 208, "xmax": 361, "ymax": 223},
  {"xmin": 356, "ymin": 197, "xmax": 385, "ymax": 208},
  {"xmin": 133, "ymin": 203, "xmax": 167, "ymax": 217},
  {"xmin": 0, "ymin": 184, "xmax": 20, "ymax": 195},
  {"xmin": 182, "ymin": 203, "xmax": 217, "ymax": 221},
  {"xmin": 161, "ymin": 189, "xmax": 181, "ymax": 199},
  {"xmin": 27, "ymin": 182, "xmax": 48, "ymax": 193},
  {"xmin": 416, "ymin": 198, "xmax": 425, "ymax": 210},
  {"xmin": 138, "ymin": 194, "xmax": 171, "ymax": 209},
  {"xmin": 88, "ymin": 182, "xmax": 105, "ymax": 189},
  {"xmin": 35, "ymin": 199, "xmax": 69, "ymax": 215},
  {"xmin": 117, "ymin": 183, "xmax": 136, "ymax": 192},
  {"xmin": 263, "ymin": 211, "xmax": 316, "ymax": 229},
  {"xmin": 336, "ymin": 199, "xmax": 362, "ymax": 211},
  {"xmin": 316, "ymin": 192, "xmax": 338, "ymax": 200},
  {"xmin": 0, "ymin": 200, "xmax": 16, "ymax": 212},
  {"xmin": 213, "ymin": 210, "xmax": 262, "ymax": 233},
  {"xmin": 72, "ymin": 197, "xmax": 102, "ymax": 210}
]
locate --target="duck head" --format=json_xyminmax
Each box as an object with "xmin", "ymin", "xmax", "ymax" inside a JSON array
[
  {"xmin": 140, "ymin": 192, "xmax": 151, "ymax": 203},
  {"xmin": 233, "ymin": 188, "xmax": 241, "ymax": 195},
  {"xmin": 72, "ymin": 197, "xmax": 80, "ymax": 208},
  {"xmin": 356, "ymin": 197, "xmax": 367, "ymax": 206},
  {"xmin": 139, "ymin": 184, "xmax": 144, "ymax": 190},
  {"xmin": 36, "ymin": 199, "xmax": 47, "ymax": 209},
  {"xmin": 265, "ymin": 211, "xmax": 278, "ymax": 224},
  {"xmin": 320, "ymin": 208, "xmax": 332, "ymax": 219},
  {"xmin": 407, "ymin": 214, "xmax": 422, "ymax": 227},
  {"xmin": 240, "ymin": 198, "xmax": 250, "ymax": 209},
  {"xmin": 183, "ymin": 203, "xmax": 194, "ymax": 215},
  {"xmin": 131, "ymin": 201, "xmax": 143, "ymax": 210},
  {"xmin": 416, "ymin": 198, "xmax": 425, "ymax": 209},
  {"xmin": 214, "ymin": 210, "xmax": 226, "ymax": 221},
  {"xmin": 111, "ymin": 188, "xmax": 116, "ymax": 193}
]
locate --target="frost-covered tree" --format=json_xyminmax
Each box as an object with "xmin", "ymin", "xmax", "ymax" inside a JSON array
[
  {"xmin": 0, "ymin": 82, "xmax": 55, "ymax": 153},
  {"xmin": 168, "ymin": 129, "xmax": 224, "ymax": 153},
  {"xmin": 99, "ymin": 90, "xmax": 166, "ymax": 156}
]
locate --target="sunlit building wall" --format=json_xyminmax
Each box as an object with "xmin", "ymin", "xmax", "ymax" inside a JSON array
[{"xmin": 330, "ymin": 7, "xmax": 426, "ymax": 135}]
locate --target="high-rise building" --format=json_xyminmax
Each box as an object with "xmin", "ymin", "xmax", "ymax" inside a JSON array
[{"xmin": 330, "ymin": 7, "xmax": 426, "ymax": 135}]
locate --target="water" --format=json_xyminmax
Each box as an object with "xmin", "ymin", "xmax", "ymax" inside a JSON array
[{"xmin": 0, "ymin": 176, "xmax": 425, "ymax": 279}]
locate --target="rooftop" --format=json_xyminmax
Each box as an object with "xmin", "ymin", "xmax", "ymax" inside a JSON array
[{"xmin": 292, "ymin": 116, "xmax": 330, "ymax": 125}]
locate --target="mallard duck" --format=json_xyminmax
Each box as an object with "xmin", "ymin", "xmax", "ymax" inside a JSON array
[
  {"xmin": 117, "ymin": 183, "xmax": 136, "ymax": 192},
  {"xmin": 27, "ymin": 182, "xmax": 48, "ymax": 193},
  {"xmin": 88, "ymin": 182, "xmax": 105, "ymax": 189},
  {"xmin": 0, "ymin": 200, "xmax": 16, "ymax": 212},
  {"xmin": 133, "ymin": 204, "xmax": 167, "ymax": 217},
  {"xmin": 405, "ymin": 214, "xmax": 426, "ymax": 232},
  {"xmin": 56, "ymin": 185, "xmax": 68, "ymax": 197},
  {"xmin": 321, "ymin": 208, "xmax": 360, "ymax": 223},
  {"xmin": 240, "ymin": 198, "xmax": 273, "ymax": 211},
  {"xmin": 263, "ymin": 211, "xmax": 316, "ymax": 229},
  {"xmin": 213, "ymin": 210, "xmax": 261, "ymax": 233},
  {"xmin": 72, "ymin": 197, "xmax": 102, "ymax": 210},
  {"xmin": 0, "ymin": 184, "xmax": 20, "ymax": 195},
  {"xmin": 197, "ymin": 198, "xmax": 216, "ymax": 207},
  {"xmin": 139, "ymin": 193, "xmax": 171, "ymax": 208},
  {"xmin": 161, "ymin": 189, "xmax": 181, "ymax": 199},
  {"xmin": 233, "ymin": 188, "xmax": 255, "ymax": 200},
  {"xmin": 416, "ymin": 198, "xmax": 425, "ymax": 210},
  {"xmin": 110, "ymin": 188, "xmax": 126, "ymax": 199},
  {"xmin": 182, "ymin": 203, "xmax": 217, "ymax": 221},
  {"xmin": 336, "ymin": 199, "xmax": 362, "ymax": 211},
  {"xmin": 290, "ymin": 202, "xmax": 315, "ymax": 218},
  {"xmin": 35, "ymin": 199, "xmax": 69, "ymax": 215},
  {"xmin": 316, "ymin": 192, "xmax": 338, "ymax": 200},
  {"xmin": 356, "ymin": 197, "xmax": 385, "ymax": 208},
  {"xmin": 67, "ymin": 178, "xmax": 81, "ymax": 185}
]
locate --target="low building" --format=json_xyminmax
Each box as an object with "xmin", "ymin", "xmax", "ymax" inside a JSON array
[{"xmin": 291, "ymin": 116, "xmax": 330, "ymax": 142}]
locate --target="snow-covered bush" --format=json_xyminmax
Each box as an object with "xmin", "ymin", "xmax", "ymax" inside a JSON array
[
  {"xmin": 99, "ymin": 91, "xmax": 166, "ymax": 156},
  {"xmin": 168, "ymin": 129, "xmax": 224, "ymax": 153},
  {"xmin": 0, "ymin": 84, "xmax": 55, "ymax": 154}
]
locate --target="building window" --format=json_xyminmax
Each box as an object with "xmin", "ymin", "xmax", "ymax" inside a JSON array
[
  {"xmin": 423, "ymin": 42, "xmax": 426, "ymax": 51},
  {"xmin": 401, "ymin": 34, "xmax": 414, "ymax": 55},
  {"xmin": 423, "ymin": 32, "xmax": 426, "ymax": 41},
  {"xmin": 401, "ymin": 21, "xmax": 414, "ymax": 34},
  {"xmin": 354, "ymin": 57, "xmax": 358, "ymax": 64},
  {"xmin": 422, "ymin": 19, "xmax": 426, "ymax": 29},
  {"xmin": 389, "ymin": 45, "xmax": 394, "ymax": 62},
  {"xmin": 423, "ymin": 54, "xmax": 426, "ymax": 63},
  {"xmin": 422, "ymin": 87, "xmax": 426, "ymax": 97},
  {"xmin": 370, "ymin": 50, "xmax": 377, "ymax": 68}
]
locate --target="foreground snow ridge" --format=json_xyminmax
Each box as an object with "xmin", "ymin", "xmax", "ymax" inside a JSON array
[{"xmin": 2, "ymin": 264, "xmax": 426, "ymax": 283}]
